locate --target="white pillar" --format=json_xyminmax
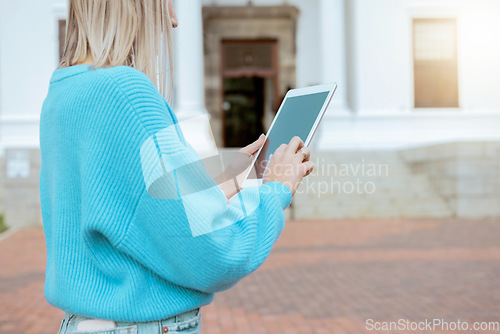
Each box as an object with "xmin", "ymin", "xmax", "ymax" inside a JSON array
[
  {"xmin": 173, "ymin": 0, "xmax": 217, "ymax": 157},
  {"xmin": 314, "ymin": 0, "xmax": 352, "ymax": 151},
  {"xmin": 318, "ymin": 0, "xmax": 348, "ymax": 111}
]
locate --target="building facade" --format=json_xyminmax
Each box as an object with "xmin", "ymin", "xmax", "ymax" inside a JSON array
[{"xmin": 1, "ymin": 0, "xmax": 500, "ymax": 226}]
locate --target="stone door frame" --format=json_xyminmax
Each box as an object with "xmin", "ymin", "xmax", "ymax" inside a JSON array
[{"xmin": 202, "ymin": 5, "xmax": 299, "ymax": 147}]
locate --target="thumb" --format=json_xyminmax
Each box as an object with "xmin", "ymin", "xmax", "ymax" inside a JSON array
[{"xmin": 240, "ymin": 134, "xmax": 265, "ymax": 156}]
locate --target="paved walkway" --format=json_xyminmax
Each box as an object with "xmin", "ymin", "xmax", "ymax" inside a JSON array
[{"xmin": 1, "ymin": 219, "xmax": 500, "ymax": 334}]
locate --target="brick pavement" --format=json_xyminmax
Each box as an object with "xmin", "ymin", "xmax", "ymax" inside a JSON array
[{"xmin": 0, "ymin": 219, "xmax": 499, "ymax": 334}]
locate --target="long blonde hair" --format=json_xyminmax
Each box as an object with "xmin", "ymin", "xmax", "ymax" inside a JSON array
[{"xmin": 59, "ymin": 0, "xmax": 174, "ymax": 102}]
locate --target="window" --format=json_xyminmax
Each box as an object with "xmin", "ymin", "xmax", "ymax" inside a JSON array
[{"xmin": 413, "ymin": 18, "xmax": 459, "ymax": 108}]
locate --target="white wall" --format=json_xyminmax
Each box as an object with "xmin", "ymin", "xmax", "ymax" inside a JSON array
[
  {"xmin": 458, "ymin": 0, "xmax": 500, "ymax": 111},
  {"xmin": 350, "ymin": 0, "xmax": 412, "ymax": 112},
  {"xmin": 1, "ymin": 0, "xmax": 500, "ymax": 155},
  {"xmin": 315, "ymin": 0, "xmax": 500, "ymax": 150},
  {"xmin": 348, "ymin": 0, "xmax": 500, "ymax": 113},
  {"xmin": 0, "ymin": 0, "xmax": 63, "ymax": 155}
]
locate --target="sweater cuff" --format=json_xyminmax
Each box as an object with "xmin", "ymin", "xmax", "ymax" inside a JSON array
[{"xmin": 260, "ymin": 181, "xmax": 293, "ymax": 210}]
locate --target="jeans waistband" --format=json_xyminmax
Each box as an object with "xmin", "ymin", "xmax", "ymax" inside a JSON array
[{"xmin": 63, "ymin": 307, "xmax": 201, "ymax": 332}]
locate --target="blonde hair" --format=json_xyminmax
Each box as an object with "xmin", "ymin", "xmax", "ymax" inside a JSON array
[{"xmin": 59, "ymin": 0, "xmax": 174, "ymax": 102}]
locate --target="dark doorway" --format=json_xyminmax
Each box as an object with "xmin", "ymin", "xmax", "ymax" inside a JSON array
[
  {"xmin": 221, "ymin": 39, "xmax": 279, "ymax": 147},
  {"xmin": 223, "ymin": 77, "xmax": 265, "ymax": 147}
]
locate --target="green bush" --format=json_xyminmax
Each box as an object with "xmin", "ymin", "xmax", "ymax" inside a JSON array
[{"xmin": 0, "ymin": 215, "xmax": 7, "ymax": 234}]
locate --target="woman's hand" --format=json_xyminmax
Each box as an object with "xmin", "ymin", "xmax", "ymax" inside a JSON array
[
  {"xmin": 216, "ymin": 134, "xmax": 266, "ymax": 200},
  {"xmin": 240, "ymin": 133, "xmax": 266, "ymax": 159},
  {"xmin": 263, "ymin": 136, "xmax": 314, "ymax": 196}
]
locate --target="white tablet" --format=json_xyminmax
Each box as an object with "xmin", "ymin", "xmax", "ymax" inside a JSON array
[{"xmin": 241, "ymin": 82, "xmax": 337, "ymax": 188}]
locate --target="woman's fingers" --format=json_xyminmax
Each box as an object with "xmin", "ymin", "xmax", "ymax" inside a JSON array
[
  {"xmin": 263, "ymin": 137, "xmax": 314, "ymax": 196},
  {"xmin": 302, "ymin": 161, "xmax": 315, "ymax": 176},
  {"xmin": 295, "ymin": 146, "xmax": 310, "ymax": 162},
  {"xmin": 275, "ymin": 143, "xmax": 288, "ymax": 154},
  {"xmin": 286, "ymin": 136, "xmax": 304, "ymax": 154},
  {"xmin": 240, "ymin": 134, "xmax": 266, "ymax": 157}
]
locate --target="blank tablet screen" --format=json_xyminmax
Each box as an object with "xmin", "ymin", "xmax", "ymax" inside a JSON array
[{"xmin": 250, "ymin": 91, "xmax": 330, "ymax": 179}]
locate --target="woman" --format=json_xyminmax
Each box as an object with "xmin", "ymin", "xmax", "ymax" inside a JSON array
[{"xmin": 39, "ymin": 0, "xmax": 314, "ymax": 333}]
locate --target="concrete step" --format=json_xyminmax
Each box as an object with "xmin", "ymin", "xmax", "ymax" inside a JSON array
[{"xmin": 293, "ymin": 150, "xmax": 451, "ymax": 219}]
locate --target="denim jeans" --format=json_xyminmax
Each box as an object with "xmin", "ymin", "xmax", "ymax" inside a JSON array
[{"xmin": 57, "ymin": 308, "xmax": 201, "ymax": 334}]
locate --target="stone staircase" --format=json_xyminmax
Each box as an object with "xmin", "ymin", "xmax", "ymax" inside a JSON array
[
  {"xmin": 289, "ymin": 150, "xmax": 453, "ymax": 219},
  {"xmin": 0, "ymin": 142, "xmax": 498, "ymax": 227}
]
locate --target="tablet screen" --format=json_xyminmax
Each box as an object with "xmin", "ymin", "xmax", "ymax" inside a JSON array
[{"xmin": 250, "ymin": 90, "xmax": 331, "ymax": 180}]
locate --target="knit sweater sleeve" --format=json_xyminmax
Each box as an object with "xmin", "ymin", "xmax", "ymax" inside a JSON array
[{"xmin": 108, "ymin": 67, "xmax": 292, "ymax": 293}]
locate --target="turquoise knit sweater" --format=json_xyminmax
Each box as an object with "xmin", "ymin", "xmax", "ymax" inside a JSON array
[{"xmin": 39, "ymin": 64, "xmax": 292, "ymax": 322}]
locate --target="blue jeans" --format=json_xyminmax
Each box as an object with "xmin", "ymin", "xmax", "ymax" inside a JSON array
[{"xmin": 58, "ymin": 308, "xmax": 201, "ymax": 334}]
